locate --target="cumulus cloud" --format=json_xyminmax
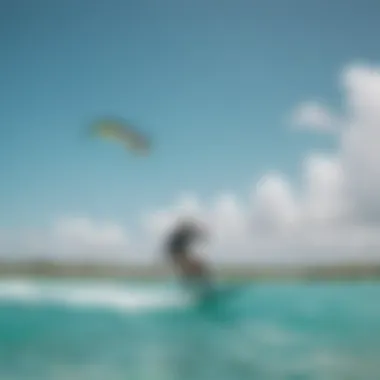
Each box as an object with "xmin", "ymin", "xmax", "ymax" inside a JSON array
[
  {"xmin": 290, "ymin": 101, "xmax": 338, "ymax": 133},
  {"xmin": 0, "ymin": 217, "xmax": 130, "ymax": 263},
  {"xmin": 301, "ymin": 154, "xmax": 349, "ymax": 224},
  {"xmin": 142, "ymin": 63, "xmax": 380, "ymax": 263},
  {"xmin": 3, "ymin": 62, "xmax": 380, "ymax": 264},
  {"xmin": 287, "ymin": 63, "xmax": 380, "ymax": 227},
  {"xmin": 252, "ymin": 173, "xmax": 298, "ymax": 231},
  {"xmin": 51, "ymin": 217, "xmax": 129, "ymax": 257}
]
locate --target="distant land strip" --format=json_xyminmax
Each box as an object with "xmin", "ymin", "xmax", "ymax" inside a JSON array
[{"xmin": 0, "ymin": 260, "xmax": 380, "ymax": 282}]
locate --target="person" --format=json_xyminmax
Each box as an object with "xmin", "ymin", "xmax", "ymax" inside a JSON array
[{"xmin": 164, "ymin": 218, "xmax": 212, "ymax": 291}]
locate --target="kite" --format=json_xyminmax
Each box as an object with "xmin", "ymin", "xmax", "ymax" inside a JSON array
[{"xmin": 90, "ymin": 117, "xmax": 151, "ymax": 155}]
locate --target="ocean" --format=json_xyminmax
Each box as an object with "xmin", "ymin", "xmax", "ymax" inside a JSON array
[{"xmin": 0, "ymin": 278, "xmax": 379, "ymax": 380}]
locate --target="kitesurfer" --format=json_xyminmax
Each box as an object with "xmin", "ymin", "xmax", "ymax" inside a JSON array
[{"xmin": 164, "ymin": 218, "xmax": 212, "ymax": 291}]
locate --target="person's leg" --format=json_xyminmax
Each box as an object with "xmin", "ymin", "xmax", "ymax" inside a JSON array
[
  {"xmin": 170, "ymin": 253, "xmax": 192, "ymax": 279},
  {"xmin": 170, "ymin": 251, "xmax": 213, "ymax": 294},
  {"xmin": 180, "ymin": 256, "xmax": 214, "ymax": 294}
]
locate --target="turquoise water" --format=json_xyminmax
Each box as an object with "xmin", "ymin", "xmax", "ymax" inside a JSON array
[{"xmin": 0, "ymin": 279, "xmax": 379, "ymax": 380}]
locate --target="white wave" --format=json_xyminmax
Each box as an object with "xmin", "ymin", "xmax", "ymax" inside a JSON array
[{"xmin": 0, "ymin": 279, "xmax": 194, "ymax": 313}]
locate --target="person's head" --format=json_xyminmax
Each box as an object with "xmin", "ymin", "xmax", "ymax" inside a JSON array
[
  {"xmin": 178, "ymin": 217, "xmax": 195, "ymax": 228},
  {"xmin": 175, "ymin": 216, "xmax": 206, "ymax": 235}
]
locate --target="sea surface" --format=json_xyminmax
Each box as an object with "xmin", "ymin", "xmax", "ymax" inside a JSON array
[{"xmin": 0, "ymin": 278, "xmax": 379, "ymax": 380}]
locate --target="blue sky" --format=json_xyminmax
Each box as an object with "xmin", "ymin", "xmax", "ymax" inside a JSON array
[{"xmin": 1, "ymin": 0, "xmax": 380, "ymax": 230}]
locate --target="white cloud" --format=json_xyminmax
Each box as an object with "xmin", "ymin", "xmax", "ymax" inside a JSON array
[
  {"xmin": 290, "ymin": 101, "xmax": 338, "ymax": 133},
  {"xmin": 339, "ymin": 65, "xmax": 380, "ymax": 223},
  {"xmin": 251, "ymin": 173, "xmax": 298, "ymax": 232},
  {"xmin": 3, "ymin": 62, "xmax": 380, "ymax": 264},
  {"xmin": 142, "ymin": 63, "xmax": 380, "ymax": 263},
  {"xmin": 51, "ymin": 217, "xmax": 129, "ymax": 258},
  {"xmin": 301, "ymin": 154, "xmax": 349, "ymax": 223},
  {"xmin": 210, "ymin": 194, "xmax": 247, "ymax": 240},
  {"xmin": 0, "ymin": 217, "xmax": 130, "ymax": 263}
]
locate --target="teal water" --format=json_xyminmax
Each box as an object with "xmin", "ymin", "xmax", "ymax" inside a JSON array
[{"xmin": 0, "ymin": 279, "xmax": 379, "ymax": 380}]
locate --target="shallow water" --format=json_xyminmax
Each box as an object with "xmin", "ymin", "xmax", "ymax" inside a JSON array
[{"xmin": 0, "ymin": 279, "xmax": 379, "ymax": 379}]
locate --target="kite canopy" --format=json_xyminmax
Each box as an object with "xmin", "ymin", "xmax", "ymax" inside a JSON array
[{"xmin": 90, "ymin": 117, "xmax": 151, "ymax": 155}]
